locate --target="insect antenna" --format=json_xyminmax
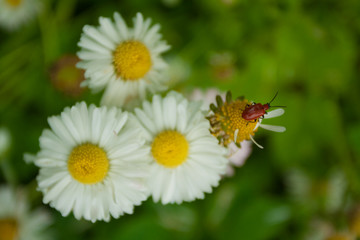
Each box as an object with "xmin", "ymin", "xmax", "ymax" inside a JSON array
[
  {"xmin": 270, "ymin": 105, "xmax": 287, "ymax": 108},
  {"xmin": 268, "ymin": 91, "xmax": 279, "ymax": 104}
]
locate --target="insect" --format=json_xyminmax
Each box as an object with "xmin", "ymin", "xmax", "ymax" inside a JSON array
[{"xmin": 242, "ymin": 92, "xmax": 285, "ymax": 122}]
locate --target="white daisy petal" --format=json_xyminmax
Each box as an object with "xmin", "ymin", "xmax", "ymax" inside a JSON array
[
  {"xmin": 48, "ymin": 116, "xmax": 76, "ymax": 146},
  {"xmin": 143, "ymin": 24, "xmax": 160, "ymax": 44},
  {"xmin": 259, "ymin": 124, "xmax": 286, "ymax": 132},
  {"xmin": 152, "ymin": 95, "xmax": 164, "ymax": 132},
  {"xmin": 99, "ymin": 16, "xmax": 120, "ymax": 43},
  {"xmin": 82, "ymin": 25, "xmax": 115, "ymax": 49},
  {"xmin": 249, "ymin": 134, "xmax": 264, "ymax": 149},
  {"xmin": 176, "ymin": 101, "xmax": 188, "ymax": 133},
  {"xmin": 78, "ymin": 36, "xmax": 111, "ymax": 54},
  {"xmin": 139, "ymin": 18, "xmax": 152, "ymax": 39},
  {"xmin": 133, "ymin": 12, "xmax": 144, "ymax": 39},
  {"xmin": 162, "ymin": 95, "xmax": 177, "ymax": 129},
  {"xmin": 77, "ymin": 50, "xmax": 109, "ymax": 60},
  {"xmin": 264, "ymin": 108, "xmax": 285, "ymax": 119},
  {"xmin": 32, "ymin": 102, "xmax": 149, "ymax": 222},
  {"xmin": 134, "ymin": 108, "xmax": 156, "ymax": 135},
  {"xmin": 113, "ymin": 12, "xmax": 129, "ymax": 39}
]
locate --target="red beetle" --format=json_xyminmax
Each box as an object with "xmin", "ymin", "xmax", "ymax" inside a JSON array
[{"xmin": 242, "ymin": 92, "xmax": 285, "ymax": 121}]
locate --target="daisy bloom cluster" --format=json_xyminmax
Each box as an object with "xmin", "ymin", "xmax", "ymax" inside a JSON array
[
  {"xmin": 0, "ymin": 185, "xmax": 51, "ymax": 240},
  {"xmin": 0, "ymin": 0, "xmax": 41, "ymax": 31},
  {"xmin": 77, "ymin": 12, "xmax": 170, "ymax": 108},
  {"xmin": 26, "ymin": 11, "xmax": 288, "ymax": 223},
  {"xmin": 207, "ymin": 91, "xmax": 286, "ymax": 149}
]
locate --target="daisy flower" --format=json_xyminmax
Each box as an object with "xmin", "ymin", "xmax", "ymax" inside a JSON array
[
  {"xmin": 32, "ymin": 102, "xmax": 150, "ymax": 222},
  {"xmin": 133, "ymin": 91, "xmax": 228, "ymax": 204},
  {"xmin": 189, "ymin": 88, "xmax": 252, "ymax": 176},
  {"xmin": 77, "ymin": 12, "xmax": 170, "ymax": 108},
  {"xmin": 0, "ymin": 0, "xmax": 40, "ymax": 31},
  {"xmin": 0, "ymin": 185, "xmax": 51, "ymax": 240},
  {"xmin": 207, "ymin": 91, "xmax": 286, "ymax": 149}
]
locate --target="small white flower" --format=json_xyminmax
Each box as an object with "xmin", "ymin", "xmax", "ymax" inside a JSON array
[
  {"xmin": 77, "ymin": 12, "xmax": 170, "ymax": 108},
  {"xmin": 0, "ymin": 185, "xmax": 51, "ymax": 240},
  {"xmin": 33, "ymin": 102, "xmax": 150, "ymax": 222},
  {"xmin": 133, "ymin": 91, "xmax": 228, "ymax": 204},
  {"xmin": 0, "ymin": 0, "xmax": 40, "ymax": 31}
]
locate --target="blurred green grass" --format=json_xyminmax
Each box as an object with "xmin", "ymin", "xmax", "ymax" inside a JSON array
[{"xmin": 1, "ymin": 0, "xmax": 360, "ymax": 239}]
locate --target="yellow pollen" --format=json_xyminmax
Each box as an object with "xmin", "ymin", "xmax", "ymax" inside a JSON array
[
  {"xmin": 0, "ymin": 218, "xmax": 18, "ymax": 240},
  {"xmin": 151, "ymin": 130, "xmax": 189, "ymax": 168},
  {"xmin": 6, "ymin": 0, "xmax": 22, "ymax": 7},
  {"xmin": 67, "ymin": 143, "xmax": 109, "ymax": 184},
  {"xmin": 113, "ymin": 40, "xmax": 152, "ymax": 80},
  {"xmin": 213, "ymin": 99, "xmax": 257, "ymax": 146}
]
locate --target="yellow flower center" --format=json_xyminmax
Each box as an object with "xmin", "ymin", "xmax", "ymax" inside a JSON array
[
  {"xmin": 113, "ymin": 41, "xmax": 152, "ymax": 80},
  {"xmin": 67, "ymin": 143, "xmax": 109, "ymax": 184},
  {"xmin": 209, "ymin": 99, "xmax": 257, "ymax": 146},
  {"xmin": 5, "ymin": 0, "xmax": 22, "ymax": 7},
  {"xmin": 0, "ymin": 218, "xmax": 18, "ymax": 240},
  {"xmin": 151, "ymin": 130, "xmax": 189, "ymax": 168}
]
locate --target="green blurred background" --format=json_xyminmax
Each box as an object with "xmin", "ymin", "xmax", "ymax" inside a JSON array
[{"xmin": 1, "ymin": 0, "xmax": 360, "ymax": 239}]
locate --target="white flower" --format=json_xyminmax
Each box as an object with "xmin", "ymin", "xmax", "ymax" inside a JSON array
[
  {"xmin": 77, "ymin": 12, "xmax": 170, "ymax": 108},
  {"xmin": 0, "ymin": 185, "xmax": 51, "ymax": 240},
  {"xmin": 0, "ymin": 0, "xmax": 40, "ymax": 31},
  {"xmin": 133, "ymin": 91, "xmax": 228, "ymax": 204},
  {"xmin": 33, "ymin": 102, "xmax": 150, "ymax": 222}
]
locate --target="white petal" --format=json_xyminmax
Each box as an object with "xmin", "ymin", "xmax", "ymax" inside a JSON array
[
  {"xmin": 133, "ymin": 13, "xmax": 144, "ymax": 39},
  {"xmin": 162, "ymin": 95, "xmax": 177, "ymax": 130},
  {"xmin": 152, "ymin": 95, "xmax": 163, "ymax": 132},
  {"xmin": 264, "ymin": 108, "xmax": 285, "ymax": 119},
  {"xmin": 99, "ymin": 17, "xmax": 120, "ymax": 43},
  {"xmin": 259, "ymin": 124, "xmax": 286, "ymax": 132},
  {"xmin": 113, "ymin": 12, "xmax": 129, "ymax": 39},
  {"xmin": 83, "ymin": 25, "xmax": 115, "ymax": 49},
  {"xmin": 78, "ymin": 35, "xmax": 112, "ymax": 54},
  {"xmin": 249, "ymin": 134, "xmax": 264, "ymax": 149}
]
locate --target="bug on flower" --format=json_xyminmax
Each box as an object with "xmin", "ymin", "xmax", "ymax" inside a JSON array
[{"xmin": 242, "ymin": 92, "xmax": 285, "ymax": 122}]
